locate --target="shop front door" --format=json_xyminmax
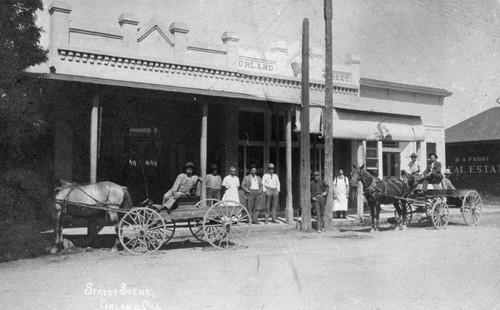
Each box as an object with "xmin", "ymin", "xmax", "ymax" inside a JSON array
[{"xmin": 383, "ymin": 152, "xmax": 400, "ymax": 179}]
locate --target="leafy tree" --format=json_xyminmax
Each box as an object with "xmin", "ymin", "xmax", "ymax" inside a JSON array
[
  {"xmin": 0, "ymin": 0, "xmax": 51, "ymax": 221},
  {"xmin": 0, "ymin": 0, "xmax": 48, "ymax": 166}
]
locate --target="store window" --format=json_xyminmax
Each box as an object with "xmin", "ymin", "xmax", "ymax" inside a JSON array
[
  {"xmin": 426, "ymin": 142, "xmax": 436, "ymax": 157},
  {"xmin": 239, "ymin": 111, "xmax": 264, "ymax": 141},
  {"xmin": 366, "ymin": 141, "xmax": 378, "ymax": 176}
]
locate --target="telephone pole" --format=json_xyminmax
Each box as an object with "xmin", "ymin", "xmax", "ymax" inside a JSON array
[
  {"xmin": 300, "ymin": 18, "xmax": 311, "ymax": 230},
  {"xmin": 324, "ymin": 0, "xmax": 335, "ymax": 228}
]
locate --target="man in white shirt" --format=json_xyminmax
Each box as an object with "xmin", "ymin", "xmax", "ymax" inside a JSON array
[
  {"xmin": 262, "ymin": 163, "xmax": 280, "ymax": 224},
  {"xmin": 407, "ymin": 153, "xmax": 421, "ymax": 175}
]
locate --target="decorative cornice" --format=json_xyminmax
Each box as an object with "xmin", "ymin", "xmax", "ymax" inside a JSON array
[
  {"xmin": 57, "ymin": 47, "xmax": 358, "ymax": 95},
  {"xmin": 69, "ymin": 28, "xmax": 123, "ymax": 40},
  {"xmin": 48, "ymin": 1, "xmax": 72, "ymax": 15},
  {"xmin": 118, "ymin": 13, "xmax": 139, "ymax": 26},
  {"xmin": 187, "ymin": 46, "xmax": 226, "ymax": 55},
  {"xmin": 137, "ymin": 19, "xmax": 174, "ymax": 46}
]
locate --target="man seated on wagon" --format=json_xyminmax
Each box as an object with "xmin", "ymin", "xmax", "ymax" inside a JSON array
[
  {"xmin": 419, "ymin": 153, "xmax": 443, "ymax": 194},
  {"xmin": 441, "ymin": 169, "xmax": 455, "ymax": 190},
  {"xmin": 159, "ymin": 162, "xmax": 201, "ymax": 211}
]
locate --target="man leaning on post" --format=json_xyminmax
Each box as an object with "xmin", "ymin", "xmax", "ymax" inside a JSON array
[{"xmin": 311, "ymin": 171, "xmax": 329, "ymax": 232}]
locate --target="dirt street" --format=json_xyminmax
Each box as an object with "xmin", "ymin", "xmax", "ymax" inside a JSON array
[{"xmin": 1, "ymin": 210, "xmax": 500, "ymax": 310}]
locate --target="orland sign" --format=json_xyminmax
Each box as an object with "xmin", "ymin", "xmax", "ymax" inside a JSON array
[
  {"xmin": 237, "ymin": 57, "xmax": 276, "ymax": 73},
  {"xmin": 446, "ymin": 141, "xmax": 500, "ymax": 192}
]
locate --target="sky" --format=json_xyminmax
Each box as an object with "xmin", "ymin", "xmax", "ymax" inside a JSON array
[{"xmin": 38, "ymin": 0, "xmax": 500, "ymax": 128}]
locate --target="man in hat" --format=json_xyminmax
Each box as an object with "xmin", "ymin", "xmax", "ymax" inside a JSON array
[
  {"xmin": 311, "ymin": 171, "xmax": 329, "ymax": 232},
  {"xmin": 421, "ymin": 153, "xmax": 443, "ymax": 193},
  {"xmin": 441, "ymin": 168, "xmax": 455, "ymax": 190},
  {"xmin": 241, "ymin": 165, "xmax": 263, "ymax": 224},
  {"xmin": 406, "ymin": 152, "xmax": 421, "ymax": 175},
  {"xmin": 206, "ymin": 164, "xmax": 222, "ymax": 200},
  {"xmin": 161, "ymin": 162, "xmax": 201, "ymax": 210},
  {"xmin": 262, "ymin": 163, "xmax": 280, "ymax": 223}
]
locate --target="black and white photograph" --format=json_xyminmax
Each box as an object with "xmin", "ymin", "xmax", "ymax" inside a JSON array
[{"xmin": 1, "ymin": 0, "xmax": 499, "ymax": 309}]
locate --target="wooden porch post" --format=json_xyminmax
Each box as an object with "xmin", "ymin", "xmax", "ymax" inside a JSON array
[
  {"xmin": 285, "ymin": 110, "xmax": 293, "ymax": 224},
  {"xmin": 357, "ymin": 141, "xmax": 365, "ymax": 218},
  {"xmin": 264, "ymin": 108, "xmax": 271, "ymax": 169},
  {"xmin": 90, "ymin": 93, "xmax": 100, "ymax": 183},
  {"xmin": 200, "ymin": 102, "xmax": 208, "ymax": 201},
  {"xmin": 377, "ymin": 140, "xmax": 383, "ymax": 179}
]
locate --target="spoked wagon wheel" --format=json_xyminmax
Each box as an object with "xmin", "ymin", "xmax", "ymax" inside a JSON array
[
  {"xmin": 189, "ymin": 199, "xmax": 221, "ymax": 241},
  {"xmin": 203, "ymin": 200, "xmax": 251, "ymax": 249},
  {"xmin": 430, "ymin": 199, "xmax": 450, "ymax": 229},
  {"xmin": 394, "ymin": 200, "xmax": 413, "ymax": 225},
  {"xmin": 118, "ymin": 207, "xmax": 175, "ymax": 254},
  {"xmin": 462, "ymin": 190, "xmax": 482, "ymax": 226},
  {"xmin": 194, "ymin": 198, "xmax": 220, "ymax": 209},
  {"xmin": 188, "ymin": 219, "xmax": 205, "ymax": 241}
]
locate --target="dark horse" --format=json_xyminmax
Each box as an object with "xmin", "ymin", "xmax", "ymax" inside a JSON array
[
  {"xmin": 52, "ymin": 181, "xmax": 134, "ymax": 253},
  {"xmin": 351, "ymin": 165, "xmax": 415, "ymax": 232}
]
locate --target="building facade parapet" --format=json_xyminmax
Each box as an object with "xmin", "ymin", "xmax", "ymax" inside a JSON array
[{"xmin": 38, "ymin": 1, "xmax": 360, "ymax": 99}]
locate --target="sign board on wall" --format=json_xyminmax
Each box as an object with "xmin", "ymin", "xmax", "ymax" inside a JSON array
[
  {"xmin": 446, "ymin": 141, "xmax": 500, "ymax": 192},
  {"xmin": 237, "ymin": 57, "xmax": 276, "ymax": 73}
]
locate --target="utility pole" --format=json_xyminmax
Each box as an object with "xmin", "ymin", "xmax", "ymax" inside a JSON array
[
  {"xmin": 324, "ymin": 0, "xmax": 335, "ymax": 228},
  {"xmin": 300, "ymin": 18, "xmax": 311, "ymax": 230}
]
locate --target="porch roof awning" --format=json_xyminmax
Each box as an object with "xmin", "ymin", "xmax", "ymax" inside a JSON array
[
  {"xmin": 332, "ymin": 108, "xmax": 425, "ymax": 141},
  {"xmin": 38, "ymin": 73, "xmax": 290, "ymax": 103},
  {"xmin": 298, "ymin": 107, "xmax": 425, "ymax": 141}
]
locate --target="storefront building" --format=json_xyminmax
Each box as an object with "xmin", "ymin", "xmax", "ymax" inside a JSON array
[
  {"xmin": 31, "ymin": 1, "xmax": 452, "ymax": 218},
  {"xmin": 445, "ymin": 107, "xmax": 500, "ymax": 193}
]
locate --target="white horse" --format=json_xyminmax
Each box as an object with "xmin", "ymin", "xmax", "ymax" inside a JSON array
[{"xmin": 52, "ymin": 181, "xmax": 133, "ymax": 253}]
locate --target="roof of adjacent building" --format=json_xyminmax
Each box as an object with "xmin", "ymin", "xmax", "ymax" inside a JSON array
[
  {"xmin": 360, "ymin": 78, "xmax": 452, "ymax": 97},
  {"xmin": 446, "ymin": 107, "xmax": 500, "ymax": 143}
]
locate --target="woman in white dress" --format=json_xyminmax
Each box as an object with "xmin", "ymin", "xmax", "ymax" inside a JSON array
[
  {"xmin": 333, "ymin": 169, "xmax": 349, "ymax": 219},
  {"xmin": 222, "ymin": 167, "xmax": 241, "ymax": 204}
]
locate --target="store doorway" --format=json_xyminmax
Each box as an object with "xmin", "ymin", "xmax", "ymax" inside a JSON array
[{"xmin": 383, "ymin": 152, "xmax": 400, "ymax": 179}]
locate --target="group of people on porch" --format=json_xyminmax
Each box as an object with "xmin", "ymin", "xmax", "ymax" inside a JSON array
[
  {"xmin": 158, "ymin": 161, "xmax": 350, "ymax": 226},
  {"xmin": 157, "ymin": 151, "xmax": 454, "ymax": 229}
]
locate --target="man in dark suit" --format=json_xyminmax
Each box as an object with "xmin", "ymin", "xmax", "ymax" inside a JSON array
[
  {"xmin": 311, "ymin": 171, "xmax": 329, "ymax": 232},
  {"xmin": 421, "ymin": 153, "xmax": 443, "ymax": 193},
  {"xmin": 241, "ymin": 165, "xmax": 263, "ymax": 224}
]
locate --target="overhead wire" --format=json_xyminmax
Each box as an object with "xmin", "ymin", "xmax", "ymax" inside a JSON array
[
  {"xmin": 206, "ymin": 0, "xmax": 297, "ymax": 93},
  {"xmin": 366, "ymin": 0, "xmax": 441, "ymax": 84},
  {"xmin": 409, "ymin": 0, "xmax": 500, "ymax": 38},
  {"xmin": 419, "ymin": 0, "xmax": 500, "ymax": 35}
]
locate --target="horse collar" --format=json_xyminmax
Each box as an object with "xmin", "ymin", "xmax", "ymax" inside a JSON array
[{"xmin": 364, "ymin": 178, "xmax": 377, "ymax": 195}]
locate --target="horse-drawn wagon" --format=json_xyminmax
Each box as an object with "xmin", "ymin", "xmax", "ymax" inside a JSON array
[
  {"xmin": 53, "ymin": 181, "xmax": 251, "ymax": 254},
  {"xmin": 351, "ymin": 165, "xmax": 483, "ymax": 232},
  {"xmin": 118, "ymin": 198, "xmax": 251, "ymax": 254},
  {"xmin": 398, "ymin": 189, "xmax": 482, "ymax": 229}
]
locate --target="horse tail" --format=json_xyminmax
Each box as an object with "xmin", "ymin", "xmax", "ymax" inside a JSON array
[{"xmin": 121, "ymin": 187, "xmax": 134, "ymax": 210}]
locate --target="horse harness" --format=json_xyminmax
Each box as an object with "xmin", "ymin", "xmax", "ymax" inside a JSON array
[
  {"xmin": 55, "ymin": 181, "xmax": 121, "ymax": 213},
  {"xmin": 363, "ymin": 177, "xmax": 408, "ymax": 200}
]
